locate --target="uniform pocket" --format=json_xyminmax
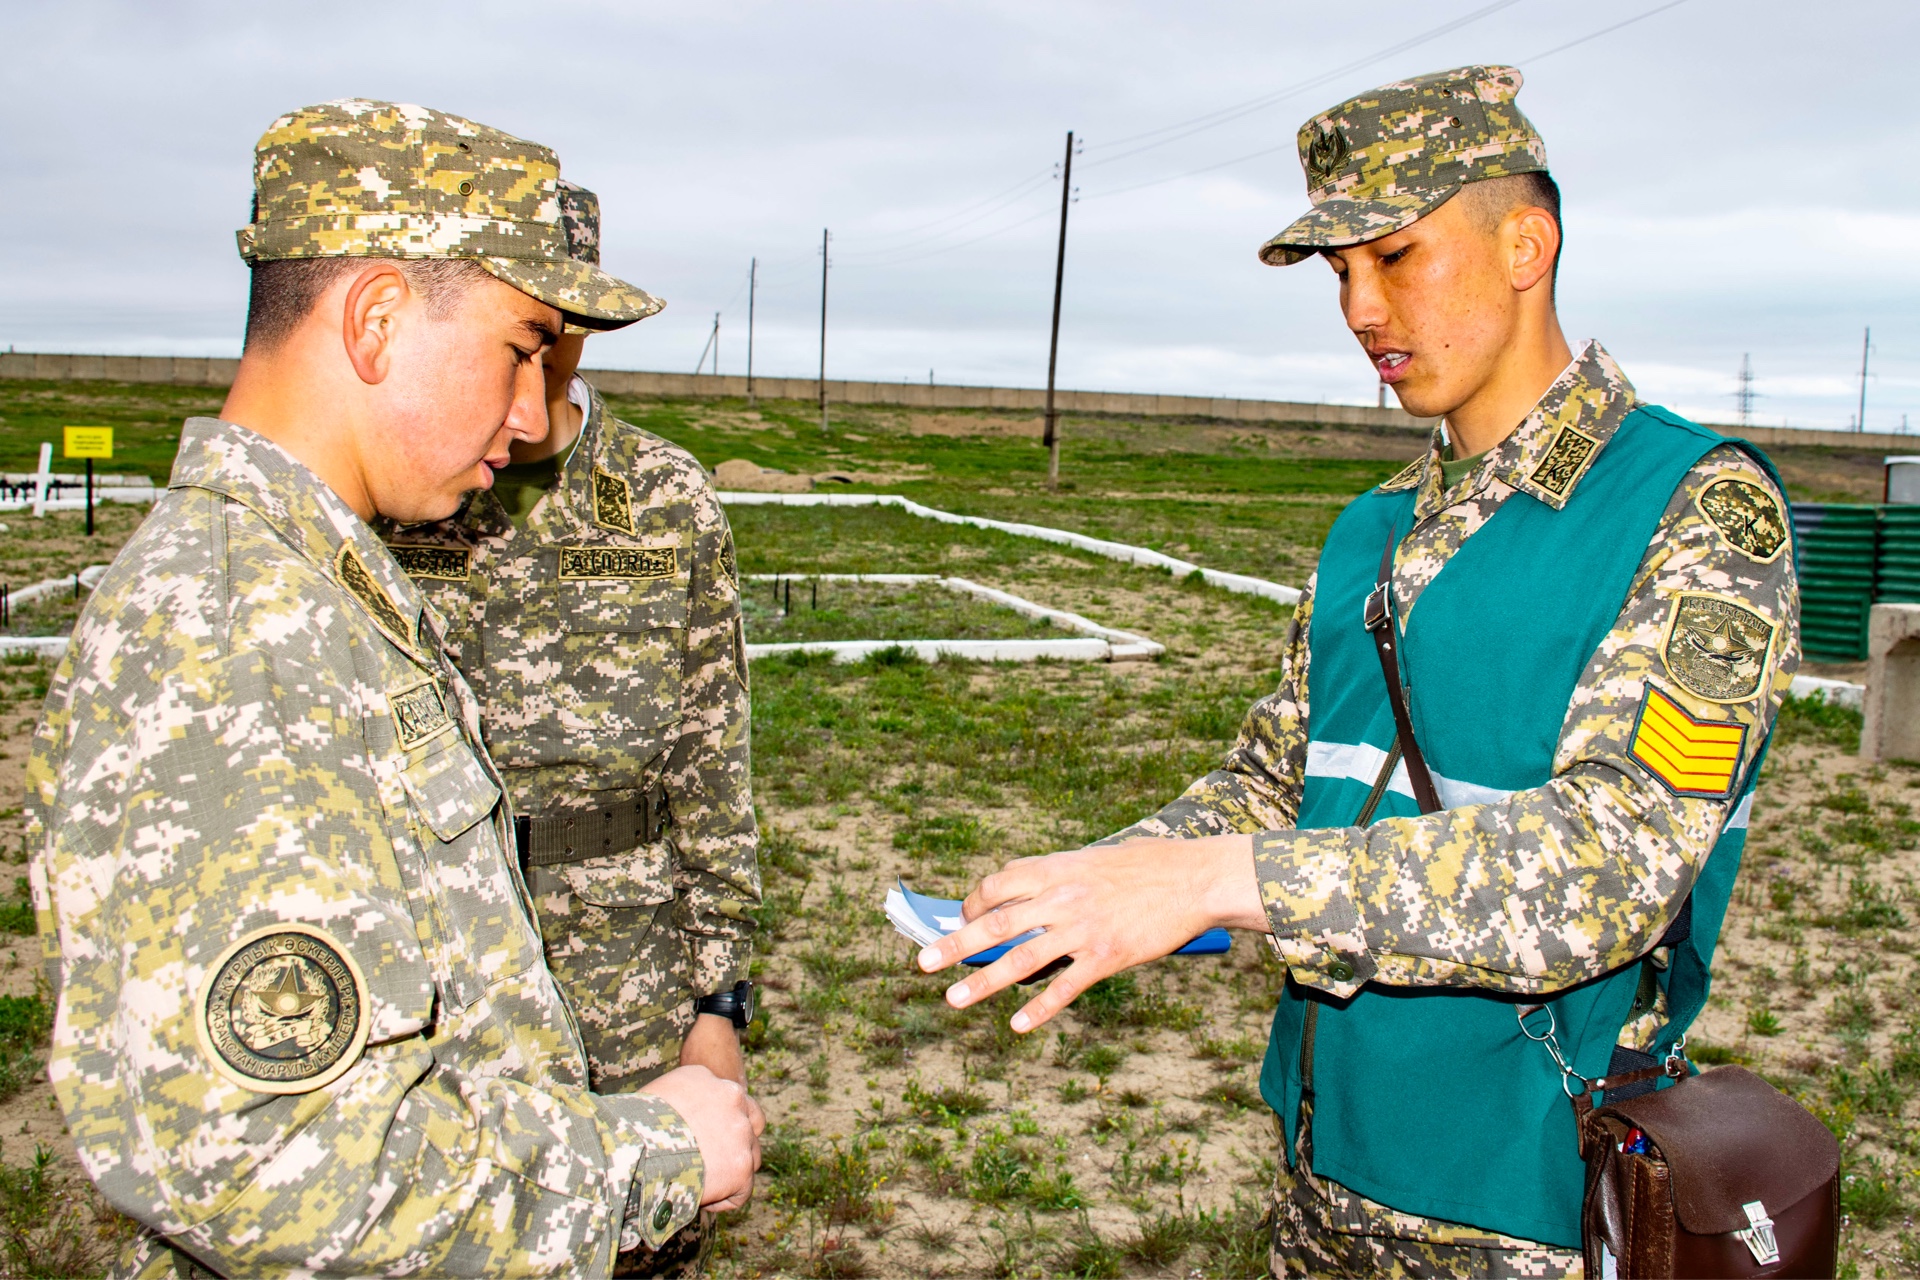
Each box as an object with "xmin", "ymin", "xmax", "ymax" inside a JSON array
[
  {"xmin": 398, "ymin": 730, "xmax": 502, "ymax": 843},
  {"xmin": 558, "ymin": 843, "xmax": 676, "ymax": 909}
]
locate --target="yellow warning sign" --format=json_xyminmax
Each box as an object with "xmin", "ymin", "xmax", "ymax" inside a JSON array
[{"xmin": 63, "ymin": 427, "xmax": 113, "ymax": 459}]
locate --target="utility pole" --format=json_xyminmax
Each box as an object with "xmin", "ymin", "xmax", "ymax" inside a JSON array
[
  {"xmin": 1043, "ymin": 130, "xmax": 1076, "ymax": 491},
  {"xmin": 692, "ymin": 311, "xmax": 720, "ymax": 376},
  {"xmin": 1736, "ymin": 353, "xmax": 1755, "ymax": 428},
  {"xmin": 1856, "ymin": 327, "xmax": 1871, "ymax": 433},
  {"xmin": 818, "ymin": 228, "xmax": 831, "ymax": 435},
  {"xmin": 746, "ymin": 257, "xmax": 757, "ymax": 408}
]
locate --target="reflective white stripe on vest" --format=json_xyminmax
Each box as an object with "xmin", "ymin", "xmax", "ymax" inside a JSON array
[
  {"xmin": 1305, "ymin": 741, "xmax": 1516, "ymax": 810},
  {"xmin": 1307, "ymin": 742, "xmax": 1759, "ymax": 828},
  {"xmin": 1724, "ymin": 793, "xmax": 1753, "ymax": 832}
]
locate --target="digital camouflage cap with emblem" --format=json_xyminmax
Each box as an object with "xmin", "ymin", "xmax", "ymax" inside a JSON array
[
  {"xmin": 1258, "ymin": 65, "xmax": 1551, "ymax": 267},
  {"xmin": 238, "ymin": 99, "xmax": 664, "ymax": 332}
]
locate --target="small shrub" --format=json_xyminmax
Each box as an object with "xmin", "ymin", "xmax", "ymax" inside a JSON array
[
  {"xmin": 1077, "ymin": 974, "xmax": 1138, "ymax": 1028},
  {"xmin": 1199, "ymin": 1079, "xmax": 1263, "ymax": 1110},
  {"xmin": 1081, "ymin": 1044, "xmax": 1126, "ymax": 1082},
  {"xmin": 1841, "ymin": 1158, "xmax": 1907, "ymax": 1230},
  {"xmin": 968, "ymin": 1135, "xmax": 1034, "ymax": 1203},
  {"xmin": 1054, "ymin": 1220, "xmax": 1123, "ymax": 1279},
  {"xmin": 903, "ymin": 1079, "xmax": 989, "ymax": 1123},
  {"xmin": 1125, "ymin": 1210, "xmax": 1194, "ymax": 1267},
  {"xmin": 1747, "ymin": 1008, "xmax": 1783, "ymax": 1037},
  {"xmin": 0, "ymin": 879, "xmax": 32, "ymax": 936}
]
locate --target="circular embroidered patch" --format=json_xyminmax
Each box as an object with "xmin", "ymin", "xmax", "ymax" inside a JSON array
[{"xmin": 198, "ymin": 925, "xmax": 368, "ymax": 1094}]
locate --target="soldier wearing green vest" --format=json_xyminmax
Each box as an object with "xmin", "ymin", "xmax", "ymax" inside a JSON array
[{"xmin": 920, "ymin": 65, "xmax": 1798, "ymax": 1276}]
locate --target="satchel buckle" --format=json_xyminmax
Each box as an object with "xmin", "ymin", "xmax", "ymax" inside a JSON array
[
  {"xmin": 1363, "ymin": 583, "xmax": 1391, "ymax": 633},
  {"xmin": 1736, "ymin": 1200, "xmax": 1780, "ymax": 1266}
]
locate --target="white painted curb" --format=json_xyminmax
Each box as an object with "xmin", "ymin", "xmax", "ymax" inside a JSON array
[
  {"xmin": 744, "ymin": 572, "xmax": 1164, "ymax": 663},
  {"xmin": 719, "ymin": 492, "xmax": 1303, "ymax": 605},
  {"xmin": 1789, "ymin": 674, "xmax": 1864, "ymax": 710}
]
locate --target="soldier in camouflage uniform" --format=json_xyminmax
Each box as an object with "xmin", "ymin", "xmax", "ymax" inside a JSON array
[
  {"xmin": 27, "ymin": 100, "xmax": 762, "ymax": 1277},
  {"xmin": 920, "ymin": 67, "xmax": 1798, "ymax": 1278},
  {"xmin": 381, "ymin": 179, "xmax": 759, "ymax": 1091},
  {"xmin": 381, "ymin": 178, "xmax": 759, "ymax": 1274}
]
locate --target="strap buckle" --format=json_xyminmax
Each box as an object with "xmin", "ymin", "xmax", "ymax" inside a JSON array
[{"xmin": 1363, "ymin": 582, "xmax": 1391, "ymax": 633}]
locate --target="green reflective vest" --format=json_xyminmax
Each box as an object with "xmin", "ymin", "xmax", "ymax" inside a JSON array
[{"xmin": 1258, "ymin": 406, "xmax": 1775, "ymax": 1246}]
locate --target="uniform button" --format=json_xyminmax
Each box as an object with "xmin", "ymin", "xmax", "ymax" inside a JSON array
[
  {"xmin": 1327, "ymin": 959, "xmax": 1356, "ymax": 983},
  {"xmin": 652, "ymin": 1200, "xmax": 673, "ymax": 1231}
]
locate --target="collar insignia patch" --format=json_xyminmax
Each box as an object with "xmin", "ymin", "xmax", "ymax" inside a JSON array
[
  {"xmin": 1527, "ymin": 424, "xmax": 1601, "ymax": 499},
  {"xmin": 558, "ymin": 545, "xmax": 678, "ymax": 581},
  {"xmin": 1378, "ymin": 455, "xmax": 1427, "ymax": 492},
  {"xmin": 389, "ymin": 676, "xmax": 455, "ymax": 751},
  {"xmin": 592, "ymin": 467, "xmax": 637, "ymax": 535},
  {"xmin": 197, "ymin": 924, "xmax": 369, "ymax": 1095},
  {"xmin": 336, "ymin": 545, "xmax": 414, "ymax": 647},
  {"xmin": 1661, "ymin": 592, "xmax": 1775, "ymax": 703},
  {"xmin": 388, "ymin": 544, "xmax": 473, "ymax": 581},
  {"xmin": 1696, "ymin": 478, "xmax": 1788, "ymax": 563},
  {"xmin": 1629, "ymin": 684, "xmax": 1749, "ymax": 798}
]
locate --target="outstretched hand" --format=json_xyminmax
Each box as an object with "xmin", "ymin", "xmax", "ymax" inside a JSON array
[{"xmin": 914, "ymin": 833, "xmax": 1264, "ymax": 1034}]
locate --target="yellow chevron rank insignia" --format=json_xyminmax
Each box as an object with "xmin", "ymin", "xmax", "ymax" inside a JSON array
[{"xmin": 1629, "ymin": 685, "xmax": 1748, "ymax": 798}]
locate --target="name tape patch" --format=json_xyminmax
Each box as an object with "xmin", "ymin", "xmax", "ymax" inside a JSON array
[
  {"xmin": 197, "ymin": 924, "xmax": 369, "ymax": 1095},
  {"xmin": 389, "ymin": 544, "xmax": 473, "ymax": 581},
  {"xmin": 390, "ymin": 677, "xmax": 455, "ymax": 750},
  {"xmin": 1629, "ymin": 685, "xmax": 1748, "ymax": 798},
  {"xmin": 558, "ymin": 545, "xmax": 678, "ymax": 581}
]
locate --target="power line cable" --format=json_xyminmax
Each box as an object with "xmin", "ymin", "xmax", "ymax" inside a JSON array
[
  {"xmin": 839, "ymin": 169, "xmax": 1054, "ymax": 246},
  {"xmin": 1080, "ymin": 0, "xmax": 1528, "ymax": 169},
  {"xmin": 837, "ymin": 206, "xmax": 1057, "ymax": 270},
  {"xmin": 1519, "ymin": 0, "xmax": 1690, "ymax": 61},
  {"xmin": 835, "ymin": 172, "xmax": 1056, "ymax": 258},
  {"xmin": 1084, "ymin": 0, "xmax": 1700, "ymax": 201}
]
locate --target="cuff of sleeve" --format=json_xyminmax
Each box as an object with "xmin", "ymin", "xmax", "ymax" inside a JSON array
[
  {"xmin": 598, "ymin": 1091, "xmax": 705, "ymax": 1252},
  {"xmin": 688, "ymin": 936, "xmax": 753, "ymax": 998},
  {"xmin": 1253, "ymin": 828, "xmax": 1374, "ymax": 998}
]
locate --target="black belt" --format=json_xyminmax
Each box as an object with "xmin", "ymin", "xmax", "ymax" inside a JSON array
[{"xmin": 514, "ymin": 786, "xmax": 670, "ymax": 867}]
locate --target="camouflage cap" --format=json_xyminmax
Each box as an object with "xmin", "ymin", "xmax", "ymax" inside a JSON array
[
  {"xmin": 556, "ymin": 179, "xmax": 605, "ymax": 338},
  {"xmin": 237, "ymin": 100, "xmax": 663, "ymax": 329},
  {"xmin": 1258, "ymin": 65, "xmax": 1548, "ymax": 267}
]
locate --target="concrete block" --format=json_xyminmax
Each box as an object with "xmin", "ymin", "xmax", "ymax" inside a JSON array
[{"xmin": 1861, "ymin": 603, "xmax": 1920, "ymax": 762}]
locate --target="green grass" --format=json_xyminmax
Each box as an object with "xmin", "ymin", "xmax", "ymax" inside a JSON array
[
  {"xmin": 741, "ymin": 580, "xmax": 1056, "ymax": 644},
  {"xmin": 0, "ymin": 380, "xmax": 225, "ymax": 481}
]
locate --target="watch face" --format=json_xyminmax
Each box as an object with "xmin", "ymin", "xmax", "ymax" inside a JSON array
[{"xmin": 736, "ymin": 981, "xmax": 756, "ymax": 1026}]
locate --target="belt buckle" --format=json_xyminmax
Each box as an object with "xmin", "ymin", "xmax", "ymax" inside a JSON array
[{"xmin": 1363, "ymin": 583, "xmax": 1391, "ymax": 633}]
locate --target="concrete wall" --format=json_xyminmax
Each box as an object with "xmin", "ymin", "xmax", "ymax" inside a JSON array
[{"xmin": 7, "ymin": 350, "xmax": 1920, "ymax": 451}]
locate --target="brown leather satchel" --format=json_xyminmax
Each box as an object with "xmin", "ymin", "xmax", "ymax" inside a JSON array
[{"xmin": 1572, "ymin": 1063, "xmax": 1839, "ymax": 1279}]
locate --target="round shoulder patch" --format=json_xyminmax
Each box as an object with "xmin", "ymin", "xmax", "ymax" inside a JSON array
[
  {"xmin": 197, "ymin": 924, "xmax": 369, "ymax": 1095},
  {"xmin": 1696, "ymin": 477, "xmax": 1787, "ymax": 563}
]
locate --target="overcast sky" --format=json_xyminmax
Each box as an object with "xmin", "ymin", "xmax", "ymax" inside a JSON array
[{"xmin": 3, "ymin": 0, "xmax": 1916, "ymax": 433}]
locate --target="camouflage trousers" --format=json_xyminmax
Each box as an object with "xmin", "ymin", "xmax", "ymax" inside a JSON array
[
  {"xmin": 530, "ymin": 868, "xmax": 699, "ymax": 1093},
  {"xmin": 1267, "ymin": 1113, "xmax": 1583, "ymax": 1279}
]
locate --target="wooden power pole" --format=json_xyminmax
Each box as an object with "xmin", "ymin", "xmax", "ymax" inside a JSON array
[
  {"xmin": 818, "ymin": 228, "xmax": 831, "ymax": 435},
  {"xmin": 746, "ymin": 257, "xmax": 757, "ymax": 408},
  {"xmin": 1043, "ymin": 131, "xmax": 1075, "ymax": 490}
]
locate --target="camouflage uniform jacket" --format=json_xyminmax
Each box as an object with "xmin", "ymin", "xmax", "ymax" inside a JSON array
[
  {"xmin": 384, "ymin": 381, "xmax": 758, "ymax": 1005},
  {"xmin": 1122, "ymin": 342, "xmax": 1799, "ymax": 1006},
  {"xmin": 27, "ymin": 418, "xmax": 703, "ymax": 1277}
]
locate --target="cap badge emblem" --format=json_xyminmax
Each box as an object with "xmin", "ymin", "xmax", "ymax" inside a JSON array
[{"xmin": 1305, "ymin": 124, "xmax": 1350, "ymax": 187}]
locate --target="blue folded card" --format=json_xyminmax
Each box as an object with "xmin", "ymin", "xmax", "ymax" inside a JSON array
[{"xmin": 883, "ymin": 881, "xmax": 1231, "ymax": 967}]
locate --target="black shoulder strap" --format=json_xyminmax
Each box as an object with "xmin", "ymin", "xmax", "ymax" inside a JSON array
[{"xmin": 1363, "ymin": 530, "xmax": 1443, "ymax": 815}]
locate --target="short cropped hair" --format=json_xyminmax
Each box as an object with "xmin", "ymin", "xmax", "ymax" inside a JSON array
[
  {"xmin": 243, "ymin": 257, "xmax": 494, "ymax": 352},
  {"xmin": 1458, "ymin": 172, "xmax": 1563, "ymax": 297}
]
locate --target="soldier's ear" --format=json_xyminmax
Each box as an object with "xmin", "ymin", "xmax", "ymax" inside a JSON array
[
  {"xmin": 341, "ymin": 262, "xmax": 411, "ymax": 386},
  {"xmin": 1506, "ymin": 206, "xmax": 1559, "ymax": 297}
]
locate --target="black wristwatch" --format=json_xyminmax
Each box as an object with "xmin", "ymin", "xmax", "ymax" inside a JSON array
[{"xmin": 694, "ymin": 980, "xmax": 755, "ymax": 1030}]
